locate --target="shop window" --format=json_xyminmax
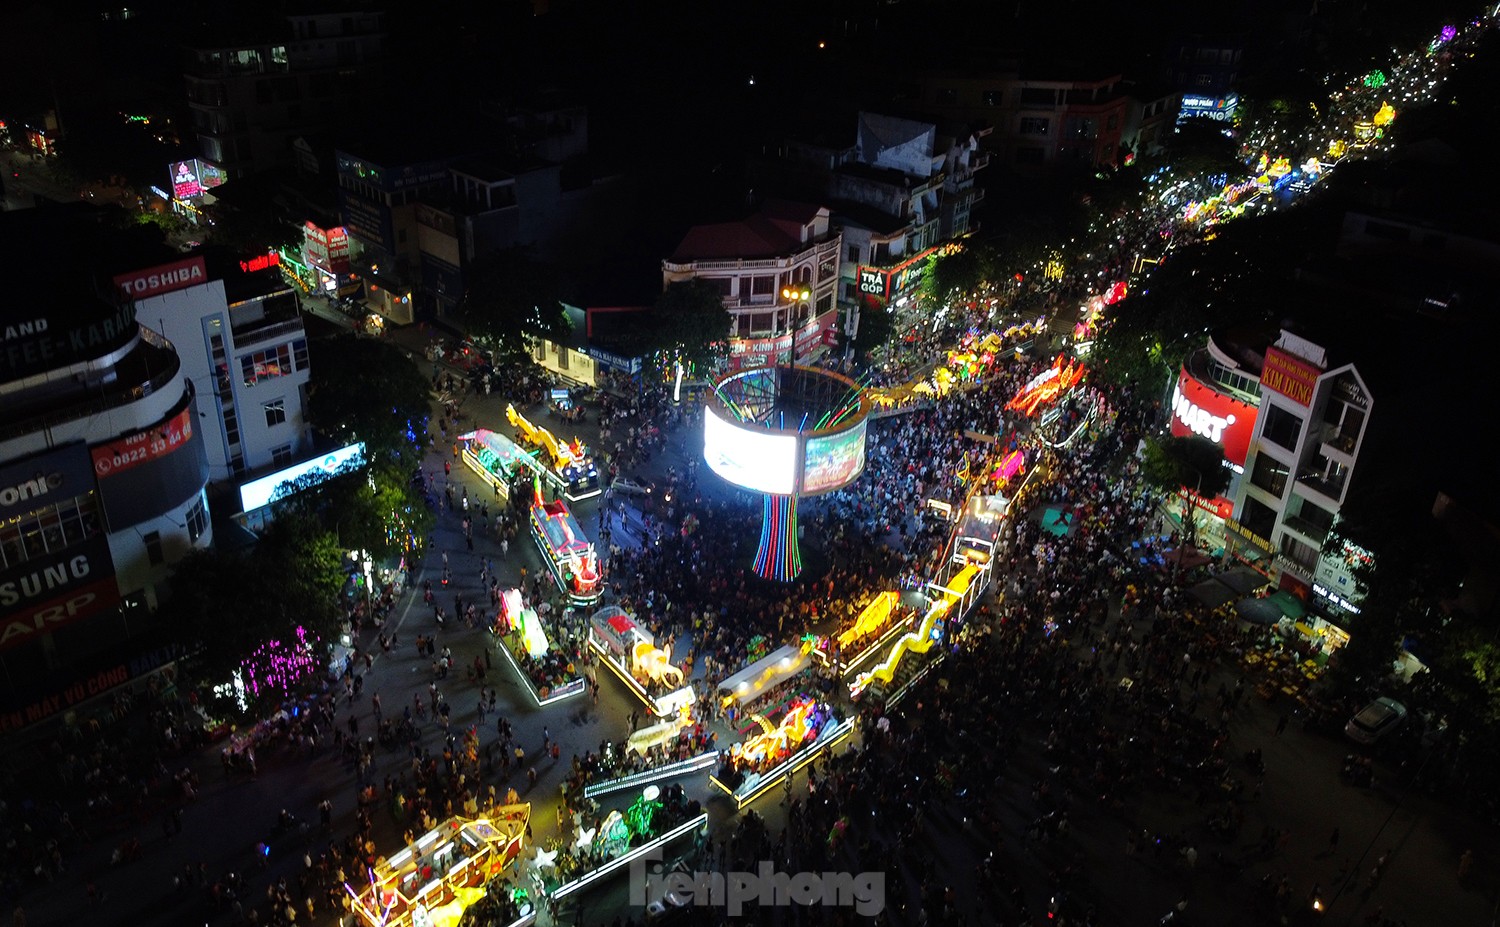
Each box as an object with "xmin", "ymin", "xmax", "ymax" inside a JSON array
[
  {"xmin": 751, "ymin": 276, "xmax": 774, "ymax": 296},
  {"xmin": 1261, "ymin": 403, "xmax": 1304, "ymax": 451},
  {"xmin": 186, "ymin": 493, "xmax": 209, "ymax": 543},
  {"xmin": 272, "ymin": 444, "xmax": 294, "ymax": 466},
  {"xmin": 263, "ymin": 398, "xmax": 287, "ymax": 428},
  {"xmin": 847, "ymin": 245, "xmax": 860, "ymax": 263},
  {"xmin": 144, "ymin": 531, "xmax": 165, "ymax": 566},
  {"xmin": 1279, "ymin": 534, "xmax": 1319, "ymax": 571},
  {"xmin": 1241, "ymin": 496, "xmax": 1277, "ymax": 544},
  {"xmin": 1249, "ymin": 453, "xmax": 1289, "ymax": 498},
  {"xmin": 292, "ymin": 339, "xmax": 309, "ymax": 371},
  {"xmin": 241, "ymin": 344, "xmax": 293, "ymax": 386}
]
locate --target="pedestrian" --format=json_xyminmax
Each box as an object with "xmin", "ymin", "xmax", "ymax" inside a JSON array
[
  {"xmin": 1275, "ymin": 713, "xmax": 1289, "ymax": 736},
  {"xmin": 1459, "ymin": 849, "xmax": 1473, "ymax": 881},
  {"xmin": 1327, "ymin": 827, "xmax": 1340, "ymax": 852}
]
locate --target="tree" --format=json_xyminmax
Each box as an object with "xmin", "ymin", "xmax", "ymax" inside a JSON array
[
  {"xmin": 160, "ymin": 511, "xmax": 345, "ymax": 717},
  {"xmin": 853, "ymin": 301, "xmax": 895, "ymax": 362},
  {"xmin": 306, "ymin": 335, "xmax": 432, "ymax": 469},
  {"xmin": 1155, "ymin": 116, "xmax": 1243, "ymax": 192},
  {"xmin": 205, "ymin": 175, "xmax": 301, "ymax": 256},
  {"xmin": 922, "ymin": 246, "xmax": 988, "ymax": 306},
  {"xmin": 455, "ymin": 248, "xmax": 571, "ymax": 360},
  {"xmin": 272, "ymin": 459, "xmax": 433, "ymax": 566},
  {"xmin": 1139, "ymin": 435, "xmax": 1229, "ymax": 551},
  {"xmin": 639, "ymin": 279, "xmax": 732, "ymax": 384}
]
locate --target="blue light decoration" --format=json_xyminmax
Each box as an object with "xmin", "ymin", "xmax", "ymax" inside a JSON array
[{"xmin": 754, "ymin": 494, "xmax": 802, "ymax": 582}]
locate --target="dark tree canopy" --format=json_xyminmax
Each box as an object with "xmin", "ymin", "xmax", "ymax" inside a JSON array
[
  {"xmin": 639, "ymin": 278, "xmax": 732, "ymax": 376},
  {"xmin": 455, "ymin": 249, "xmax": 570, "ymax": 360},
  {"xmin": 306, "ymin": 335, "xmax": 432, "ymax": 469}
]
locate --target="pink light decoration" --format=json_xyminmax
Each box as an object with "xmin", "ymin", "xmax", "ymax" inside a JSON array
[{"xmin": 240, "ymin": 625, "xmax": 322, "ymax": 699}]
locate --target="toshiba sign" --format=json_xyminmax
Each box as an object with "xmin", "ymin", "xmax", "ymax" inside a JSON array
[
  {"xmin": 1170, "ymin": 367, "xmax": 1259, "ymax": 468},
  {"xmin": 113, "ymin": 256, "xmax": 208, "ymax": 300}
]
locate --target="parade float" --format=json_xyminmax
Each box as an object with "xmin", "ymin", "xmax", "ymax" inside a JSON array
[
  {"xmin": 348, "ymin": 806, "xmax": 533, "ymax": 927},
  {"xmin": 538, "ymin": 786, "xmax": 708, "ymax": 903},
  {"xmin": 587, "ymin": 607, "xmax": 696, "ymax": 719},
  {"xmin": 526, "ymin": 476, "xmax": 602, "ymax": 607},
  {"xmin": 492, "ymin": 588, "xmax": 586, "ymax": 707},
  {"xmin": 506, "ymin": 404, "xmax": 600, "ymax": 501}
]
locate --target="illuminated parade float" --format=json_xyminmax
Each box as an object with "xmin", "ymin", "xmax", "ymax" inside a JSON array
[
  {"xmin": 459, "ymin": 428, "xmax": 565, "ymax": 497},
  {"xmin": 349, "ymin": 806, "xmax": 533, "ymax": 927},
  {"xmin": 492, "ymin": 588, "xmax": 586, "ymax": 707},
  {"xmin": 704, "ymin": 365, "xmax": 870, "ymax": 581},
  {"xmin": 506, "ymin": 403, "xmax": 600, "ymax": 501},
  {"xmin": 587, "ymin": 607, "xmax": 696, "ymax": 719},
  {"xmin": 709, "ymin": 643, "xmax": 852, "ymax": 808},
  {"xmin": 526, "ymin": 476, "xmax": 602, "ymax": 607},
  {"xmin": 804, "ymin": 590, "xmax": 918, "ymax": 678},
  {"xmin": 538, "ymin": 786, "xmax": 709, "ymax": 904}
]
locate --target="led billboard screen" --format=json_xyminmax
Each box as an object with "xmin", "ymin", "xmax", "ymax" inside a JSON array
[
  {"xmin": 703, "ymin": 407, "xmax": 796, "ymax": 495},
  {"xmin": 802, "ymin": 419, "xmax": 867, "ymax": 495}
]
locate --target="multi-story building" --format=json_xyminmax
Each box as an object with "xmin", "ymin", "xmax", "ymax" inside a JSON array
[
  {"xmin": 662, "ymin": 201, "xmax": 842, "ymax": 370},
  {"xmin": 753, "ymin": 112, "xmax": 989, "ymax": 349},
  {"xmin": 911, "ymin": 64, "xmax": 1178, "ymax": 171},
  {"xmin": 131, "ymin": 252, "xmax": 313, "ymax": 484},
  {"xmin": 0, "ymin": 209, "xmax": 213, "ymax": 694},
  {"xmin": 184, "ymin": 10, "xmax": 387, "ymax": 179},
  {"xmin": 336, "ymin": 140, "xmax": 472, "ymax": 324}
]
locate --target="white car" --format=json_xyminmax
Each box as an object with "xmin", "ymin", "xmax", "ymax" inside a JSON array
[{"xmin": 1345, "ymin": 697, "xmax": 1407, "ymax": 745}]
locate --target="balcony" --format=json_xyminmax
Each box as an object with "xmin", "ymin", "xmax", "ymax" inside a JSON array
[
  {"xmin": 232, "ymin": 317, "xmax": 305, "ymax": 349},
  {"xmin": 1281, "ymin": 513, "xmax": 1330, "ymax": 546},
  {"xmin": 1295, "ymin": 469, "xmax": 1346, "ymax": 506},
  {"xmin": 1318, "ymin": 421, "xmax": 1359, "ymax": 457}
]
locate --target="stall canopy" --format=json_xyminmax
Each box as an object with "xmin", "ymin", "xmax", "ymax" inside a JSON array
[
  {"xmin": 1267, "ymin": 590, "xmax": 1307, "ymax": 620},
  {"xmin": 1235, "ymin": 597, "xmax": 1285, "ymax": 625},
  {"xmin": 1162, "ymin": 546, "xmax": 1213, "ymax": 570},
  {"xmin": 1189, "ymin": 578, "xmax": 1239, "ymax": 610},
  {"xmin": 1217, "ymin": 567, "xmax": 1273, "ymax": 597}
]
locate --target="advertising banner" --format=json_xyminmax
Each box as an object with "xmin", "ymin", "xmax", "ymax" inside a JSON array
[
  {"xmin": 170, "ymin": 160, "xmax": 202, "ymax": 199},
  {"xmin": 304, "ymin": 223, "xmax": 353, "ymax": 274},
  {"xmin": 1260, "ymin": 346, "xmax": 1321, "ymax": 408},
  {"xmin": 0, "ymin": 535, "xmax": 119, "ymax": 653},
  {"xmin": 0, "ymin": 443, "xmax": 97, "ymax": 519},
  {"xmin": 91, "ymin": 405, "xmax": 195, "ymax": 478},
  {"xmin": 1170, "ymin": 368, "xmax": 1259, "ymax": 467},
  {"xmin": 239, "ymin": 443, "xmax": 366, "ymax": 513}
]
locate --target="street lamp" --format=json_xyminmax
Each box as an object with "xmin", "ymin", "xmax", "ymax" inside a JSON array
[{"xmin": 780, "ymin": 283, "xmax": 811, "ymax": 368}]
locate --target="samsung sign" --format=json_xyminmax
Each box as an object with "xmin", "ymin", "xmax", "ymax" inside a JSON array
[{"xmin": 239, "ymin": 443, "xmax": 366, "ymax": 513}]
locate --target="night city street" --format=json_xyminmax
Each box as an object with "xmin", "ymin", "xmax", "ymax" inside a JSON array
[{"xmin": 4, "ymin": 3, "xmax": 1500, "ymax": 927}]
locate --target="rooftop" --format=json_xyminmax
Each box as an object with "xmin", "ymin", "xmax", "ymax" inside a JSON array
[{"xmin": 669, "ymin": 201, "xmax": 826, "ymax": 263}]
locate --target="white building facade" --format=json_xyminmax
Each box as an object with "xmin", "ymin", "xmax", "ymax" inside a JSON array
[
  {"xmin": 133, "ymin": 256, "xmax": 313, "ymax": 484},
  {"xmin": 663, "ymin": 202, "xmax": 842, "ymax": 370}
]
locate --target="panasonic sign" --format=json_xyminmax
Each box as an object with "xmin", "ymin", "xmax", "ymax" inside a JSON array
[{"xmin": 0, "ymin": 473, "xmax": 63, "ymax": 510}]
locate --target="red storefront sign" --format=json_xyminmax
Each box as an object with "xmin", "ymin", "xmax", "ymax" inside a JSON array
[
  {"xmin": 239, "ymin": 251, "xmax": 280, "ymax": 273},
  {"xmin": 1179, "ymin": 487, "xmax": 1234, "ymax": 520},
  {"xmin": 1170, "ymin": 367, "xmax": 1259, "ymax": 467},
  {"xmin": 730, "ymin": 312, "xmax": 836, "ymax": 366},
  {"xmin": 0, "ymin": 577, "xmax": 121, "ymax": 652},
  {"xmin": 113, "ymin": 256, "xmax": 208, "ymax": 300},
  {"xmin": 1260, "ymin": 346, "xmax": 1320, "ymax": 407},
  {"xmin": 304, "ymin": 222, "xmax": 352, "ymax": 274},
  {"xmin": 91, "ymin": 406, "xmax": 195, "ymax": 478}
]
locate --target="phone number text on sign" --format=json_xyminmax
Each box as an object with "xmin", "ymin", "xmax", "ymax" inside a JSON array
[{"xmin": 92, "ymin": 407, "xmax": 194, "ymax": 477}]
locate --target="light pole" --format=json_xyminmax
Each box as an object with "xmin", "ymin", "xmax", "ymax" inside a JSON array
[{"xmin": 780, "ymin": 283, "xmax": 811, "ymax": 368}]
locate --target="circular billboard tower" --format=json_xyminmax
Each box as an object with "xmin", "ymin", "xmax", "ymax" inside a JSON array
[{"xmin": 704, "ymin": 366, "xmax": 870, "ymax": 582}]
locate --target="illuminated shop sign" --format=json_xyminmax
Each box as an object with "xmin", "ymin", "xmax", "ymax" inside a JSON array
[
  {"xmin": 1178, "ymin": 94, "xmax": 1239, "ymax": 122},
  {"xmin": 114, "ymin": 256, "xmax": 208, "ymax": 299},
  {"xmin": 91, "ymin": 405, "xmax": 195, "ymax": 478},
  {"xmin": 239, "ymin": 443, "xmax": 366, "ymax": 513},
  {"xmin": 1260, "ymin": 346, "xmax": 1321, "ymax": 407},
  {"xmin": 0, "ymin": 536, "xmax": 119, "ymax": 652},
  {"xmin": 1170, "ymin": 367, "xmax": 1258, "ymax": 467}
]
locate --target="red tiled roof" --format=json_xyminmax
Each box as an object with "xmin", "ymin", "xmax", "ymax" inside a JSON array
[{"xmin": 669, "ymin": 201, "xmax": 823, "ymax": 262}]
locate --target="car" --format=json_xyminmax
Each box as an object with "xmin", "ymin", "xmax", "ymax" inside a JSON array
[{"xmin": 1345, "ymin": 697, "xmax": 1408, "ymax": 745}]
